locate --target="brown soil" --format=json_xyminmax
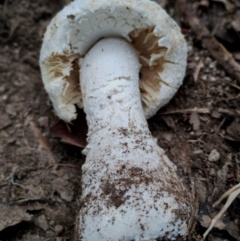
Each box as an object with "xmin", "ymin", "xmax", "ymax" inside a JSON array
[{"xmin": 0, "ymin": 0, "xmax": 240, "ymax": 241}]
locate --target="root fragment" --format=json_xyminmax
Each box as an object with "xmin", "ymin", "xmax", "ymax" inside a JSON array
[{"xmin": 203, "ymin": 183, "xmax": 240, "ymax": 239}]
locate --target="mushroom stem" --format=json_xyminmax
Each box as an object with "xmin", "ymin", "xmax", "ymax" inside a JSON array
[
  {"xmin": 78, "ymin": 38, "xmax": 192, "ymax": 240},
  {"xmin": 80, "ymin": 38, "xmax": 144, "ymax": 139}
]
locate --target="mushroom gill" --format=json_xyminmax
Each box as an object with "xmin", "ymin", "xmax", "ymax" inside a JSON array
[
  {"xmin": 42, "ymin": 27, "xmax": 170, "ymax": 118},
  {"xmin": 129, "ymin": 27, "xmax": 168, "ymax": 109},
  {"xmin": 42, "ymin": 53, "xmax": 82, "ymax": 108}
]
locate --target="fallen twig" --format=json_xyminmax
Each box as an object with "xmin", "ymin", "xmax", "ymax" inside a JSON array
[
  {"xmin": 226, "ymin": 82, "xmax": 240, "ymax": 91},
  {"xmin": 177, "ymin": 0, "xmax": 240, "ymax": 83},
  {"xmin": 218, "ymin": 108, "xmax": 240, "ymax": 116},
  {"xmin": 160, "ymin": 107, "xmax": 210, "ymax": 115},
  {"xmin": 193, "ymin": 59, "xmax": 204, "ymax": 82},
  {"xmin": 203, "ymin": 183, "xmax": 240, "ymax": 239}
]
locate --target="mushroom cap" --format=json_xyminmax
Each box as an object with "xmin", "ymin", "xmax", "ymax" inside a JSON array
[{"xmin": 40, "ymin": 0, "xmax": 187, "ymax": 122}]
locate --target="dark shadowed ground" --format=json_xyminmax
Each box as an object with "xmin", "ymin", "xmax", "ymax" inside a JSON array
[{"xmin": 0, "ymin": 0, "xmax": 240, "ymax": 240}]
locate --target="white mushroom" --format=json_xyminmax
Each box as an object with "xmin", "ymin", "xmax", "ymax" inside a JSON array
[{"xmin": 40, "ymin": 0, "xmax": 193, "ymax": 240}]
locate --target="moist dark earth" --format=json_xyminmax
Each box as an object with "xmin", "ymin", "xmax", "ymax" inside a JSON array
[{"xmin": 0, "ymin": 0, "xmax": 240, "ymax": 240}]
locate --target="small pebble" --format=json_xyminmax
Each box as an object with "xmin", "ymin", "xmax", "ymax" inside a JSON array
[
  {"xmin": 208, "ymin": 149, "xmax": 220, "ymax": 162},
  {"xmin": 34, "ymin": 214, "xmax": 49, "ymax": 231},
  {"xmin": 38, "ymin": 116, "xmax": 49, "ymax": 128},
  {"xmin": 54, "ymin": 224, "xmax": 64, "ymax": 235}
]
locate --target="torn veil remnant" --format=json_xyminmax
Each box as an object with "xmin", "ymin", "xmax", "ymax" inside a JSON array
[{"xmin": 40, "ymin": 0, "xmax": 193, "ymax": 240}]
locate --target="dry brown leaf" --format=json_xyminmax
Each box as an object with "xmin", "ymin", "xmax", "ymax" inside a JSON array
[
  {"xmin": 51, "ymin": 108, "xmax": 88, "ymax": 148},
  {"xmin": 0, "ymin": 205, "xmax": 32, "ymax": 231},
  {"xmin": 29, "ymin": 118, "xmax": 52, "ymax": 153},
  {"xmin": 0, "ymin": 114, "xmax": 12, "ymax": 130}
]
